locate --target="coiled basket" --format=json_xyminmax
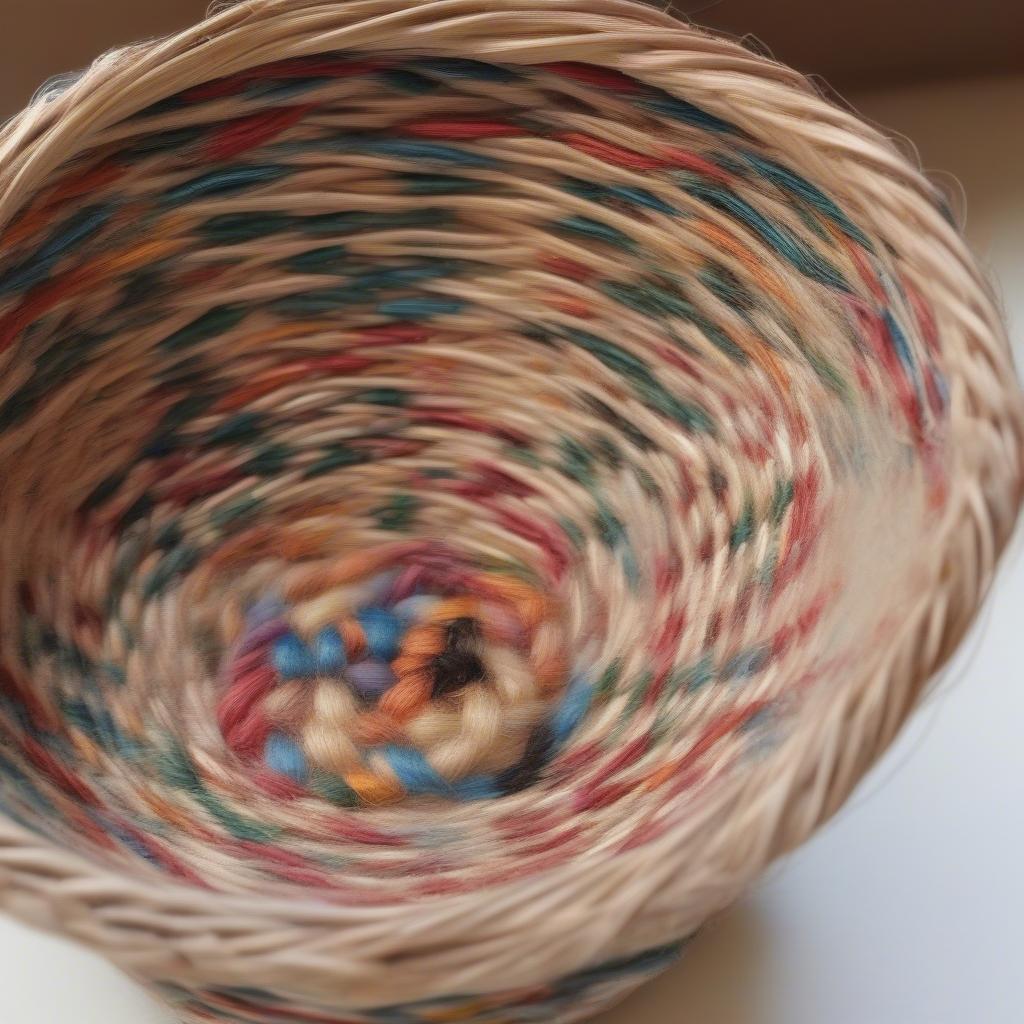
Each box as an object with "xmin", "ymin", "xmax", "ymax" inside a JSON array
[{"xmin": 0, "ymin": 2, "xmax": 1021, "ymax": 1021}]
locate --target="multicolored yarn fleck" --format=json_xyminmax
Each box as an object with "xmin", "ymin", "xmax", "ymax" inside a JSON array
[
  {"xmin": 0, "ymin": 2, "xmax": 1021, "ymax": 1023},
  {"xmin": 220, "ymin": 557, "xmax": 566, "ymax": 802}
]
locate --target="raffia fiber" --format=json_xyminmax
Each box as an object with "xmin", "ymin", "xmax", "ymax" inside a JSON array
[{"xmin": 0, "ymin": 2, "xmax": 1021, "ymax": 1022}]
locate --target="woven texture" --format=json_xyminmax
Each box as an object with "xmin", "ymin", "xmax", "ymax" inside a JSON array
[{"xmin": 0, "ymin": 2, "xmax": 1022, "ymax": 1022}]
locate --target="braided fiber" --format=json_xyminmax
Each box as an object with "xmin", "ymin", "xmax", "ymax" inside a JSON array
[{"xmin": 0, "ymin": 1, "xmax": 1022, "ymax": 1021}]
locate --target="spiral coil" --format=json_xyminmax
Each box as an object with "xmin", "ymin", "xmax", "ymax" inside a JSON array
[{"xmin": 0, "ymin": 3, "xmax": 1020, "ymax": 1022}]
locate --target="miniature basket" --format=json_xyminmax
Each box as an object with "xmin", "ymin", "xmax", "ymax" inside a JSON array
[{"xmin": 0, "ymin": 1, "xmax": 1021, "ymax": 1022}]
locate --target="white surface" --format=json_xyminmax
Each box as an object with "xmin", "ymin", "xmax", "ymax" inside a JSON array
[{"xmin": 1, "ymin": 75, "xmax": 1022, "ymax": 1024}]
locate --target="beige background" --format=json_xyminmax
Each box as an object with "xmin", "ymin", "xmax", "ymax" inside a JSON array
[{"xmin": 0, "ymin": 4, "xmax": 1022, "ymax": 1022}]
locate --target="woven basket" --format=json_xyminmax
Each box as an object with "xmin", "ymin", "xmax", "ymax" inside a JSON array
[{"xmin": 0, "ymin": 2, "xmax": 1021, "ymax": 1021}]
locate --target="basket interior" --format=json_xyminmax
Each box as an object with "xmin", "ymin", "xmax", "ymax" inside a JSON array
[{"xmin": 0, "ymin": 51, "xmax": 945, "ymax": 901}]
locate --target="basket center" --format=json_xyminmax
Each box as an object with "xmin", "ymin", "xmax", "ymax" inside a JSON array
[{"xmin": 217, "ymin": 547, "xmax": 568, "ymax": 804}]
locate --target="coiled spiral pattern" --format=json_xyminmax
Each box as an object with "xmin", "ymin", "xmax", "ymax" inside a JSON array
[{"xmin": 0, "ymin": 2, "xmax": 1020, "ymax": 1022}]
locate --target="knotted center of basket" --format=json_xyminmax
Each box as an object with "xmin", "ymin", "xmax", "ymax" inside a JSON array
[{"xmin": 218, "ymin": 545, "xmax": 567, "ymax": 803}]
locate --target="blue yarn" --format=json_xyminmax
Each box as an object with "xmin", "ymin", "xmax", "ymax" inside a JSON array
[
  {"xmin": 565, "ymin": 179, "xmax": 678, "ymax": 216},
  {"xmin": 313, "ymin": 625, "xmax": 347, "ymax": 675},
  {"xmin": 346, "ymin": 139, "xmax": 498, "ymax": 167},
  {"xmin": 679, "ymin": 180, "xmax": 849, "ymax": 292},
  {"xmin": 163, "ymin": 165, "xmax": 290, "ymax": 204},
  {"xmin": 450, "ymin": 774, "xmax": 500, "ymax": 801},
  {"xmin": 740, "ymin": 151, "xmax": 874, "ymax": 249},
  {"xmin": 721, "ymin": 644, "xmax": 771, "ymax": 681},
  {"xmin": 380, "ymin": 745, "xmax": 498, "ymax": 802},
  {"xmin": 376, "ymin": 296, "xmax": 465, "ymax": 318},
  {"xmin": 556, "ymin": 215, "xmax": 635, "ymax": 250},
  {"xmin": 381, "ymin": 746, "xmax": 448, "ymax": 796},
  {"xmin": 641, "ymin": 93, "xmax": 739, "ymax": 134},
  {"xmin": 271, "ymin": 632, "xmax": 316, "ymax": 679},
  {"xmin": 264, "ymin": 731, "xmax": 308, "ymax": 783},
  {"xmin": 608, "ymin": 184, "xmax": 679, "ymax": 216},
  {"xmin": 37, "ymin": 203, "xmax": 117, "ymax": 263},
  {"xmin": 357, "ymin": 607, "xmax": 405, "ymax": 660},
  {"xmin": 351, "ymin": 260, "xmax": 461, "ymax": 289},
  {"xmin": 411, "ymin": 57, "xmax": 521, "ymax": 82},
  {"xmin": 882, "ymin": 309, "xmax": 922, "ymax": 390},
  {"xmin": 550, "ymin": 674, "xmax": 592, "ymax": 745}
]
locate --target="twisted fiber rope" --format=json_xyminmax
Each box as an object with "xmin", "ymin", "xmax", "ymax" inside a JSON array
[{"xmin": 0, "ymin": 1, "xmax": 1022, "ymax": 1021}]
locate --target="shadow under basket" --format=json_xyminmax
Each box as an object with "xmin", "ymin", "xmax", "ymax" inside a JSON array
[{"xmin": 0, "ymin": 2, "xmax": 1021, "ymax": 1022}]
